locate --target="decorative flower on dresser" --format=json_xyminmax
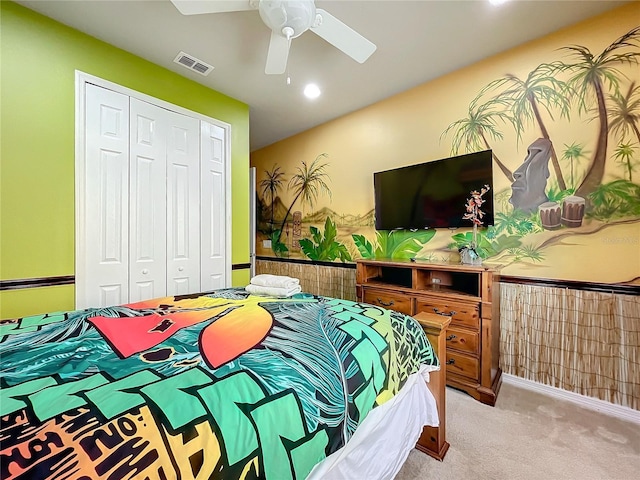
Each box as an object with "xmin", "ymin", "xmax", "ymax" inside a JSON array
[{"xmin": 459, "ymin": 185, "xmax": 491, "ymax": 265}]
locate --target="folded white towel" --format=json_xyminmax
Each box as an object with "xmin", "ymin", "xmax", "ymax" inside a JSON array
[
  {"xmin": 245, "ymin": 283, "xmax": 302, "ymax": 298},
  {"xmin": 250, "ymin": 274, "xmax": 300, "ymax": 289}
]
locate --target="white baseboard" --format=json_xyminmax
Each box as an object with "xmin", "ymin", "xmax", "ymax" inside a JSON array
[{"xmin": 502, "ymin": 374, "xmax": 640, "ymax": 425}]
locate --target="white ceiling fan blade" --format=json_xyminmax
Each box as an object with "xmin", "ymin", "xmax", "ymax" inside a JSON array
[
  {"xmin": 312, "ymin": 8, "xmax": 376, "ymax": 63},
  {"xmin": 170, "ymin": 0, "xmax": 255, "ymax": 16},
  {"xmin": 265, "ymin": 31, "xmax": 290, "ymax": 75}
]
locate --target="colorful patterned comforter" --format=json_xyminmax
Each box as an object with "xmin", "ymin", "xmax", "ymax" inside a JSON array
[{"xmin": 0, "ymin": 288, "xmax": 438, "ymax": 480}]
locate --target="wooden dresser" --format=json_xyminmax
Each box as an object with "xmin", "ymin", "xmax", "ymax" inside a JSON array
[{"xmin": 356, "ymin": 258, "xmax": 502, "ymax": 406}]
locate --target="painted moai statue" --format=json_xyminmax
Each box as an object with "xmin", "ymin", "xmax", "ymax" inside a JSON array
[{"xmin": 510, "ymin": 138, "xmax": 552, "ymax": 214}]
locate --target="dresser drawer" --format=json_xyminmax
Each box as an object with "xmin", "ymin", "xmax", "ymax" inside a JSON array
[
  {"xmin": 415, "ymin": 298, "xmax": 480, "ymax": 330},
  {"xmin": 362, "ymin": 289, "xmax": 413, "ymax": 315},
  {"xmin": 446, "ymin": 327, "xmax": 479, "ymax": 355},
  {"xmin": 445, "ymin": 351, "xmax": 479, "ymax": 381}
]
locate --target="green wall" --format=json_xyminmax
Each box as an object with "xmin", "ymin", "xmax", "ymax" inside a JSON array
[{"xmin": 0, "ymin": 2, "xmax": 250, "ymax": 318}]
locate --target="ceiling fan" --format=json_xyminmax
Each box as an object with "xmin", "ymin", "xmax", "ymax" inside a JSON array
[{"xmin": 170, "ymin": 0, "xmax": 377, "ymax": 74}]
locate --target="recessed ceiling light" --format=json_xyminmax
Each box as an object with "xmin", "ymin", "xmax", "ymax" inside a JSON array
[
  {"xmin": 489, "ymin": 0, "xmax": 509, "ymax": 5},
  {"xmin": 304, "ymin": 83, "xmax": 321, "ymax": 99}
]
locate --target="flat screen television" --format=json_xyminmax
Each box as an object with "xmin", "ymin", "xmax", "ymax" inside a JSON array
[{"xmin": 373, "ymin": 150, "xmax": 494, "ymax": 230}]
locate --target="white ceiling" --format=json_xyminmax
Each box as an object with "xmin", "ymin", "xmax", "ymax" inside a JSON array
[{"xmin": 17, "ymin": 0, "xmax": 630, "ymax": 151}]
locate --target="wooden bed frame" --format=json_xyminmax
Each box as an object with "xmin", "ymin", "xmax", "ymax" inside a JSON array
[{"xmin": 414, "ymin": 311, "xmax": 451, "ymax": 461}]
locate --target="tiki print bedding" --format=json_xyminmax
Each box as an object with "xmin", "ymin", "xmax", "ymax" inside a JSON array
[{"xmin": 0, "ymin": 288, "xmax": 438, "ymax": 480}]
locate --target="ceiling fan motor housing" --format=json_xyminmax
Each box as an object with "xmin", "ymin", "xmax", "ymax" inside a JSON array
[{"xmin": 258, "ymin": 0, "xmax": 317, "ymax": 38}]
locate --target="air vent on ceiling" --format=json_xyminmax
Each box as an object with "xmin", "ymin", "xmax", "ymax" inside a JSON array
[{"xmin": 174, "ymin": 51, "xmax": 214, "ymax": 76}]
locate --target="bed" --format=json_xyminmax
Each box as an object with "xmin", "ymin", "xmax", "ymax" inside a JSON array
[{"xmin": 0, "ymin": 288, "xmax": 447, "ymax": 479}]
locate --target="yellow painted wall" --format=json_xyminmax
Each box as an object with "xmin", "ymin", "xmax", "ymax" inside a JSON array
[
  {"xmin": 0, "ymin": 2, "xmax": 251, "ymax": 318},
  {"xmin": 251, "ymin": 4, "xmax": 640, "ymax": 284}
]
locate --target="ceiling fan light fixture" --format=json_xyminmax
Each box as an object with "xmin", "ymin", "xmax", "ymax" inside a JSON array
[
  {"xmin": 282, "ymin": 26, "xmax": 294, "ymax": 40},
  {"xmin": 259, "ymin": 0, "xmax": 316, "ymax": 38}
]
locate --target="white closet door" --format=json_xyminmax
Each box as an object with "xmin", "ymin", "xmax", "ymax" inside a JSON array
[
  {"xmin": 78, "ymin": 75, "xmax": 230, "ymax": 309},
  {"xmin": 200, "ymin": 121, "xmax": 227, "ymax": 290},
  {"xmin": 166, "ymin": 113, "xmax": 201, "ymax": 296},
  {"xmin": 81, "ymin": 84, "xmax": 130, "ymax": 308},
  {"xmin": 129, "ymin": 99, "xmax": 168, "ymax": 302}
]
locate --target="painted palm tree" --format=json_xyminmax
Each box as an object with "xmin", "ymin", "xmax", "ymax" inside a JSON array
[
  {"xmin": 608, "ymin": 81, "xmax": 640, "ymax": 145},
  {"xmin": 552, "ymin": 26, "xmax": 640, "ymax": 199},
  {"xmin": 613, "ymin": 142, "xmax": 637, "ymax": 181},
  {"xmin": 259, "ymin": 164, "xmax": 285, "ymax": 231},
  {"xmin": 276, "ymin": 153, "xmax": 331, "ymax": 243},
  {"xmin": 561, "ymin": 142, "xmax": 590, "ymax": 190},
  {"xmin": 483, "ymin": 65, "xmax": 571, "ymax": 190},
  {"xmin": 441, "ymin": 95, "xmax": 515, "ymax": 181}
]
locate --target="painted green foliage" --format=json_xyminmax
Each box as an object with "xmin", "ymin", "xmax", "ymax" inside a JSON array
[
  {"xmin": 587, "ymin": 180, "xmax": 640, "ymax": 220},
  {"xmin": 449, "ymin": 227, "xmax": 527, "ymax": 261},
  {"xmin": 448, "ymin": 207, "xmax": 544, "ymax": 261},
  {"xmin": 353, "ymin": 229, "xmax": 436, "ymax": 260},
  {"xmin": 270, "ymin": 229, "xmax": 289, "ymax": 257},
  {"xmin": 441, "ymin": 26, "xmax": 640, "ymax": 263},
  {"xmin": 299, "ymin": 217, "xmax": 352, "ymax": 262}
]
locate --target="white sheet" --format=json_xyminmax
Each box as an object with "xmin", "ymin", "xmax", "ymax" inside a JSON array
[
  {"xmin": 249, "ymin": 274, "xmax": 300, "ymax": 289},
  {"xmin": 306, "ymin": 364, "xmax": 440, "ymax": 480},
  {"xmin": 245, "ymin": 283, "xmax": 302, "ymax": 297}
]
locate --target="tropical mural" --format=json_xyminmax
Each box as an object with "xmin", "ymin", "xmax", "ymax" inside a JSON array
[{"xmin": 252, "ymin": 12, "xmax": 640, "ymax": 285}]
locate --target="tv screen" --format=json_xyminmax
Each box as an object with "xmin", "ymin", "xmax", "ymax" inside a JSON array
[{"xmin": 374, "ymin": 150, "xmax": 494, "ymax": 230}]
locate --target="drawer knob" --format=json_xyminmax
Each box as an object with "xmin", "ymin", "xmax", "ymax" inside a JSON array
[
  {"xmin": 433, "ymin": 307, "xmax": 456, "ymax": 317},
  {"xmin": 446, "ymin": 334, "xmax": 457, "ymax": 341},
  {"xmin": 377, "ymin": 298, "xmax": 394, "ymax": 307},
  {"xmin": 446, "ymin": 359, "xmax": 456, "ymax": 365}
]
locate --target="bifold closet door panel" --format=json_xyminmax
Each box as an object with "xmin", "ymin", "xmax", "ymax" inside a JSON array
[
  {"xmin": 166, "ymin": 112, "xmax": 200, "ymax": 297},
  {"xmin": 129, "ymin": 98, "xmax": 168, "ymax": 302},
  {"xmin": 129, "ymin": 99, "xmax": 202, "ymax": 302},
  {"xmin": 82, "ymin": 84, "xmax": 131, "ymax": 308},
  {"xmin": 200, "ymin": 121, "xmax": 227, "ymax": 291}
]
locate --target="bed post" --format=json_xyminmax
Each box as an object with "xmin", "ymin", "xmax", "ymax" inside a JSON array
[{"xmin": 414, "ymin": 311, "xmax": 451, "ymax": 461}]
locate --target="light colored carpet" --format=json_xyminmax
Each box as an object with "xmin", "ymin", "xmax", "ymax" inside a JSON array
[{"xmin": 395, "ymin": 382, "xmax": 640, "ymax": 480}]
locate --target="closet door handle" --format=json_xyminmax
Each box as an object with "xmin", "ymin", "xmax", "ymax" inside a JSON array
[
  {"xmin": 178, "ymin": 266, "xmax": 184, "ymax": 271},
  {"xmin": 142, "ymin": 269, "xmax": 149, "ymax": 275},
  {"xmin": 377, "ymin": 298, "xmax": 394, "ymax": 307}
]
